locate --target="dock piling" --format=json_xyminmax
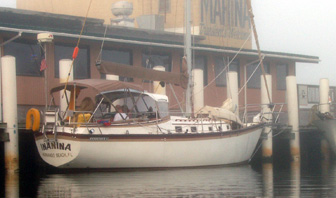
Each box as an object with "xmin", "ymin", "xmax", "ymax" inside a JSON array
[
  {"xmin": 192, "ymin": 69, "xmax": 204, "ymax": 113},
  {"xmin": 59, "ymin": 59, "xmax": 73, "ymax": 115},
  {"xmin": 261, "ymin": 74, "xmax": 273, "ymax": 161},
  {"xmin": 286, "ymin": 76, "xmax": 300, "ymax": 162},
  {"xmin": 319, "ymin": 78, "xmax": 331, "ymax": 161},
  {"xmin": 2, "ymin": 56, "xmax": 19, "ymax": 173}
]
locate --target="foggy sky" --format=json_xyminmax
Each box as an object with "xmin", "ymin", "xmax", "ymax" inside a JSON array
[
  {"xmin": 252, "ymin": 0, "xmax": 336, "ymax": 86},
  {"xmin": 1, "ymin": 0, "xmax": 335, "ymax": 85}
]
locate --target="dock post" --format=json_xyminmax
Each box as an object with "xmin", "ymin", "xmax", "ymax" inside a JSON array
[
  {"xmin": 153, "ymin": 66, "xmax": 167, "ymax": 95},
  {"xmin": 227, "ymin": 71, "xmax": 239, "ymax": 117},
  {"xmin": 106, "ymin": 72, "xmax": 121, "ymax": 106},
  {"xmin": 319, "ymin": 78, "xmax": 331, "ymax": 161},
  {"xmin": 261, "ymin": 74, "xmax": 273, "ymax": 162},
  {"xmin": 59, "ymin": 59, "xmax": 73, "ymax": 116},
  {"xmin": 2, "ymin": 56, "xmax": 19, "ymax": 173},
  {"xmin": 106, "ymin": 74, "xmax": 119, "ymax": 80},
  {"xmin": 192, "ymin": 69, "xmax": 204, "ymax": 113},
  {"xmin": 286, "ymin": 76, "xmax": 300, "ymax": 162}
]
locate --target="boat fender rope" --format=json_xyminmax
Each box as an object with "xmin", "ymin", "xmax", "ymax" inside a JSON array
[{"xmin": 26, "ymin": 108, "xmax": 41, "ymax": 132}]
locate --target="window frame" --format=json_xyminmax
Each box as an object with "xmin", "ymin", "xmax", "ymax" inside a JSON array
[
  {"xmin": 142, "ymin": 51, "xmax": 172, "ymax": 83},
  {"xmin": 214, "ymin": 57, "xmax": 240, "ymax": 87},
  {"xmin": 276, "ymin": 64, "xmax": 288, "ymax": 90},
  {"xmin": 54, "ymin": 43, "xmax": 90, "ymax": 79},
  {"xmin": 3, "ymin": 39, "xmax": 43, "ymax": 77},
  {"xmin": 246, "ymin": 62, "xmax": 270, "ymax": 89},
  {"xmin": 100, "ymin": 47, "xmax": 133, "ymax": 82},
  {"xmin": 194, "ymin": 56, "xmax": 208, "ymax": 86}
]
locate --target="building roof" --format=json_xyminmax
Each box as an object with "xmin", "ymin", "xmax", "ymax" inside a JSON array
[{"xmin": 0, "ymin": 7, "xmax": 319, "ymax": 64}]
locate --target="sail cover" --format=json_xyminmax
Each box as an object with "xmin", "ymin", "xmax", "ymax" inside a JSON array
[{"xmin": 97, "ymin": 61, "xmax": 188, "ymax": 89}]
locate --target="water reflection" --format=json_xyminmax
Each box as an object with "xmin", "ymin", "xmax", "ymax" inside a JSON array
[
  {"xmin": 2, "ymin": 162, "xmax": 336, "ymax": 197},
  {"xmin": 37, "ymin": 166, "xmax": 263, "ymax": 198},
  {"xmin": 262, "ymin": 163, "xmax": 273, "ymax": 197},
  {"xmin": 290, "ymin": 161, "xmax": 300, "ymax": 198},
  {"xmin": 5, "ymin": 172, "xmax": 19, "ymax": 198}
]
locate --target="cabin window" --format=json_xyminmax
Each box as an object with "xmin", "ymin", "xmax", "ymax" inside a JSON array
[
  {"xmin": 218, "ymin": 126, "xmax": 222, "ymax": 131},
  {"xmin": 246, "ymin": 63, "xmax": 269, "ymax": 89},
  {"xmin": 194, "ymin": 56, "xmax": 208, "ymax": 85},
  {"xmin": 175, "ymin": 126, "xmax": 182, "ymax": 133},
  {"xmin": 4, "ymin": 40, "xmax": 42, "ymax": 77},
  {"xmin": 208, "ymin": 127, "xmax": 213, "ymax": 131},
  {"xmin": 159, "ymin": 0, "xmax": 171, "ymax": 13},
  {"xmin": 100, "ymin": 48, "xmax": 133, "ymax": 82},
  {"xmin": 54, "ymin": 44, "xmax": 90, "ymax": 79},
  {"xmin": 214, "ymin": 57, "xmax": 239, "ymax": 87},
  {"xmin": 276, "ymin": 64, "xmax": 288, "ymax": 90},
  {"xmin": 191, "ymin": 126, "xmax": 197, "ymax": 133},
  {"xmin": 158, "ymin": 101, "xmax": 169, "ymax": 118}
]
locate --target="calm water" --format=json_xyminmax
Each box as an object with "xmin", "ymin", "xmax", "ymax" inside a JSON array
[{"xmin": 2, "ymin": 162, "xmax": 336, "ymax": 197}]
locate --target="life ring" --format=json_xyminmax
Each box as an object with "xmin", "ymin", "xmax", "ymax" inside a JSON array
[{"xmin": 26, "ymin": 108, "xmax": 40, "ymax": 132}]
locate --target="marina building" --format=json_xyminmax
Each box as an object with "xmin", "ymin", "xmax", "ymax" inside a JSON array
[{"xmin": 0, "ymin": 0, "xmax": 319, "ymax": 123}]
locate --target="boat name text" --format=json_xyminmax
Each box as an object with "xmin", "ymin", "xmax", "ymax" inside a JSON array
[{"xmin": 40, "ymin": 141, "xmax": 71, "ymax": 151}]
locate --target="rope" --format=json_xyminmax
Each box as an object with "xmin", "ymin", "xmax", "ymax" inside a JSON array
[
  {"xmin": 96, "ymin": 25, "xmax": 109, "ymax": 64},
  {"xmin": 169, "ymin": 33, "xmax": 251, "ymax": 109},
  {"xmin": 203, "ymin": 33, "xmax": 251, "ymax": 91},
  {"xmin": 246, "ymin": 0, "xmax": 272, "ymax": 104},
  {"xmin": 62, "ymin": 0, "xmax": 93, "ymax": 98}
]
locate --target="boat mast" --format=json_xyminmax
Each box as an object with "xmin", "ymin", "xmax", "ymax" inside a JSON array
[{"xmin": 184, "ymin": 0, "xmax": 192, "ymax": 116}]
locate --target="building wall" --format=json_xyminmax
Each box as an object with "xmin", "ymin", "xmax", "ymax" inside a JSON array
[{"xmin": 17, "ymin": 0, "xmax": 252, "ymax": 49}]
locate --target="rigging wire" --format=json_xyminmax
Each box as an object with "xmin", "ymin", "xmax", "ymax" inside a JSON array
[
  {"xmin": 246, "ymin": 0, "xmax": 272, "ymax": 104},
  {"xmin": 96, "ymin": 25, "xmax": 109, "ymax": 64},
  {"xmin": 203, "ymin": 33, "xmax": 251, "ymax": 91},
  {"xmin": 62, "ymin": 0, "xmax": 93, "ymax": 98},
  {"xmin": 238, "ymin": 58, "xmax": 264, "ymax": 95},
  {"xmin": 170, "ymin": 33, "xmax": 253, "ymax": 109}
]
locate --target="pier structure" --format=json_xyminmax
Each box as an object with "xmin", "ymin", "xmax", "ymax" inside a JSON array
[
  {"xmin": 2, "ymin": 56, "xmax": 19, "ymax": 173},
  {"xmin": 261, "ymin": 74, "xmax": 273, "ymax": 162},
  {"xmin": 286, "ymin": 76, "xmax": 300, "ymax": 162},
  {"xmin": 59, "ymin": 59, "xmax": 73, "ymax": 115},
  {"xmin": 192, "ymin": 68, "xmax": 204, "ymax": 113},
  {"xmin": 319, "ymin": 78, "xmax": 331, "ymax": 161}
]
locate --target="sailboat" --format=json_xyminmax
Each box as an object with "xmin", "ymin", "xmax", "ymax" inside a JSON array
[{"xmin": 25, "ymin": 0, "xmax": 264, "ymax": 169}]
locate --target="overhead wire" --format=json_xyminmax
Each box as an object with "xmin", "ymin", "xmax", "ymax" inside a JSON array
[{"xmin": 62, "ymin": 0, "xmax": 93, "ymax": 98}]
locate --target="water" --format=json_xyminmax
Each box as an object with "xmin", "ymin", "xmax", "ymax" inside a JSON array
[{"xmin": 2, "ymin": 162, "xmax": 336, "ymax": 197}]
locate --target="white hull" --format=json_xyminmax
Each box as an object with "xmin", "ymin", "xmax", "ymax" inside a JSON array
[
  {"xmin": 34, "ymin": 124, "xmax": 263, "ymax": 169},
  {"xmin": 314, "ymin": 119, "xmax": 336, "ymax": 154}
]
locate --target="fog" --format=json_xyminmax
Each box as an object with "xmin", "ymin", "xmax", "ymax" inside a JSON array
[
  {"xmin": 252, "ymin": 0, "xmax": 336, "ymax": 86},
  {"xmin": 1, "ymin": 0, "xmax": 334, "ymax": 85}
]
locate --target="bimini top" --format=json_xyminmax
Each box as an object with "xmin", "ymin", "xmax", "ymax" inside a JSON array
[
  {"xmin": 50, "ymin": 79, "xmax": 144, "ymax": 94},
  {"xmin": 99, "ymin": 89, "xmax": 169, "ymax": 103}
]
